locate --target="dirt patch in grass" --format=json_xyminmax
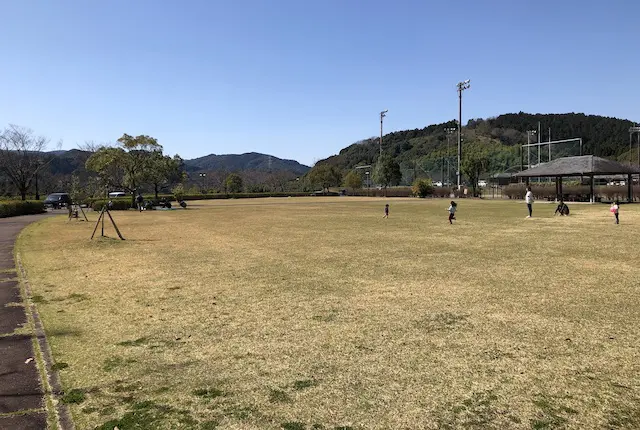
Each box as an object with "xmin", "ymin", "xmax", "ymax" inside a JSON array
[{"xmin": 17, "ymin": 198, "xmax": 640, "ymax": 429}]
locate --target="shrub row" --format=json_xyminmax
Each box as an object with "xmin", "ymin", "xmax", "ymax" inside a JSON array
[
  {"xmin": 0, "ymin": 200, "xmax": 46, "ymax": 218},
  {"xmin": 90, "ymin": 199, "xmax": 132, "ymax": 211},
  {"xmin": 177, "ymin": 192, "xmax": 311, "ymax": 201},
  {"xmin": 349, "ymin": 187, "xmax": 414, "ymax": 197}
]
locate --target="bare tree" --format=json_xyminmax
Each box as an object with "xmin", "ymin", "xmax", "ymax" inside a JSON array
[{"xmin": 0, "ymin": 125, "xmax": 49, "ymax": 200}]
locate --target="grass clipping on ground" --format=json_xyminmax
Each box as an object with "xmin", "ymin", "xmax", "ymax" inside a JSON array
[{"xmin": 17, "ymin": 198, "xmax": 640, "ymax": 429}]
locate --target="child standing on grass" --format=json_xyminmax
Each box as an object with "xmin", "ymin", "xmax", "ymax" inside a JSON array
[
  {"xmin": 383, "ymin": 204, "xmax": 389, "ymax": 218},
  {"xmin": 610, "ymin": 201, "xmax": 619, "ymax": 224},
  {"xmin": 447, "ymin": 201, "xmax": 457, "ymax": 224}
]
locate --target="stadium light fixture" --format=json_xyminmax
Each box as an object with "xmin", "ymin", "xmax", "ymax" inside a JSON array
[
  {"xmin": 380, "ymin": 110, "xmax": 388, "ymax": 157},
  {"xmin": 456, "ymin": 80, "xmax": 470, "ymax": 190}
]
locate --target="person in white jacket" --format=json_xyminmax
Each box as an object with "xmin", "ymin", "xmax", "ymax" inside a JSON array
[{"xmin": 525, "ymin": 186, "xmax": 533, "ymax": 218}]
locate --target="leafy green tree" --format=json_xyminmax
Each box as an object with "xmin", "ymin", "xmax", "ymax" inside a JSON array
[
  {"xmin": 461, "ymin": 143, "xmax": 490, "ymax": 197},
  {"xmin": 86, "ymin": 134, "xmax": 162, "ymax": 207},
  {"xmin": 225, "ymin": 173, "xmax": 243, "ymax": 193},
  {"xmin": 306, "ymin": 164, "xmax": 342, "ymax": 194},
  {"xmin": 172, "ymin": 183, "xmax": 185, "ymax": 201},
  {"xmin": 146, "ymin": 153, "xmax": 184, "ymax": 199},
  {"xmin": 373, "ymin": 154, "xmax": 402, "ymax": 195},
  {"xmin": 412, "ymin": 178, "xmax": 434, "ymax": 198},
  {"xmin": 343, "ymin": 170, "xmax": 363, "ymax": 192}
]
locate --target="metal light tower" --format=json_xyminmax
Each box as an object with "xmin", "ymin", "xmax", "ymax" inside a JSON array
[
  {"xmin": 380, "ymin": 110, "xmax": 388, "ymax": 157},
  {"xmin": 199, "ymin": 172, "xmax": 207, "ymax": 193},
  {"xmin": 456, "ymin": 80, "xmax": 470, "ymax": 190},
  {"xmin": 630, "ymin": 126, "xmax": 640, "ymax": 166},
  {"xmin": 527, "ymin": 130, "xmax": 537, "ymax": 168},
  {"xmin": 445, "ymin": 127, "xmax": 457, "ymax": 185}
]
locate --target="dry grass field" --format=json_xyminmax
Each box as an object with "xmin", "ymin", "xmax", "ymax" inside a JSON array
[{"xmin": 16, "ymin": 197, "xmax": 640, "ymax": 429}]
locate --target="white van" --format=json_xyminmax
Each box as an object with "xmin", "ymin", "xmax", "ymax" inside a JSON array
[{"xmin": 108, "ymin": 191, "xmax": 127, "ymax": 198}]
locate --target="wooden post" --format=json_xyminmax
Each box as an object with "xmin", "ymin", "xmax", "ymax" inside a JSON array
[
  {"xmin": 628, "ymin": 174, "xmax": 633, "ymax": 202},
  {"xmin": 79, "ymin": 205, "xmax": 89, "ymax": 221},
  {"xmin": 105, "ymin": 208, "xmax": 125, "ymax": 240},
  {"xmin": 559, "ymin": 177, "xmax": 563, "ymax": 201},
  {"xmin": 91, "ymin": 207, "xmax": 104, "ymax": 239}
]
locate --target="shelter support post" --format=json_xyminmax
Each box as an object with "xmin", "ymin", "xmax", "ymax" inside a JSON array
[
  {"xmin": 628, "ymin": 174, "xmax": 633, "ymax": 202},
  {"xmin": 559, "ymin": 177, "xmax": 563, "ymax": 201},
  {"xmin": 590, "ymin": 176, "xmax": 594, "ymax": 203},
  {"xmin": 555, "ymin": 177, "xmax": 560, "ymax": 201}
]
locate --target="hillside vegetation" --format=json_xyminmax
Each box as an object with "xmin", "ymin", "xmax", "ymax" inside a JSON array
[{"xmin": 316, "ymin": 113, "xmax": 639, "ymax": 182}]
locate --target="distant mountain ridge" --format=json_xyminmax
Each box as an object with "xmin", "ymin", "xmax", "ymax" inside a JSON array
[
  {"xmin": 183, "ymin": 152, "xmax": 310, "ymax": 174},
  {"xmin": 29, "ymin": 150, "xmax": 310, "ymax": 177}
]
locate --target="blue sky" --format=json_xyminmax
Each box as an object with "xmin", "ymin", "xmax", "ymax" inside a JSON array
[{"xmin": 1, "ymin": 0, "xmax": 638, "ymax": 166}]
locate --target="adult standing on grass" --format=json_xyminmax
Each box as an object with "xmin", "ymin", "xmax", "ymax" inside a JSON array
[
  {"xmin": 525, "ymin": 186, "xmax": 534, "ymax": 218},
  {"xmin": 136, "ymin": 193, "xmax": 144, "ymax": 212}
]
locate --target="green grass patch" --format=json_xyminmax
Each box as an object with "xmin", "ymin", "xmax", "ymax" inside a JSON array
[
  {"xmin": 102, "ymin": 356, "xmax": 137, "ymax": 372},
  {"xmin": 51, "ymin": 362, "xmax": 69, "ymax": 371},
  {"xmin": 116, "ymin": 337, "xmax": 149, "ymax": 347},
  {"xmin": 31, "ymin": 294, "xmax": 48, "ymax": 304},
  {"xmin": 61, "ymin": 389, "xmax": 86, "ymax": 404},
  {"xmin": 269, "ymin": 389, "xmax": 292, "ymax": 404},
  {"xmin": 192, "ymin": 388, "xmax": 225, "ymax": 399},
  {"xmin": 293, "ymin": 379, "xmax": 317, "ymax": 390}
]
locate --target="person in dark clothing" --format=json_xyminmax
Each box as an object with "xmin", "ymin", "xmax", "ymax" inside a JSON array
[
  {"xmin": 554, "ymin": 200, "xmax": 569, "ymax": 216},
  {"xmin": 136, "ymin": 193, "xmax": 144, "ymax": 212}
]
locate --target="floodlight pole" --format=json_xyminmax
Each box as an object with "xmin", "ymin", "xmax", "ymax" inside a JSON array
[
  {"xmin": 199, "ymin": 172, "xmax": 206, "ymax": 193},
  {"xmin": 630, "ymin": 126, "xmax": 640, "ymax": 166},
  {"xmin": 445, "ymin": 127, "xmax": 456, "ymax": 185},
  {"xmin": 538, "ymin": 122, "xmax": 542, "ymax": 165},
  {"xmin": 456, "ymin": 80, "xmax": 470, "ymax": 190},
  {"xmin": 527, "ymin": 130, "xmax": 536, "ymax": 169},
  {"xmin": 380, "ymin": 110, "xmax": 388, "ymax": 157}
]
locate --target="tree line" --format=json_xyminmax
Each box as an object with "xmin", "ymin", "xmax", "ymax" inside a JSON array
[{"xmin": 0, "ymin": 125, "xmax": 308, "ymax": 201}]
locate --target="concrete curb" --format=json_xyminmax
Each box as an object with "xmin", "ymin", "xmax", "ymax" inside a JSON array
[{"xmin": 17, "ymin": 254, "xmax": 75, "ymax": 430}]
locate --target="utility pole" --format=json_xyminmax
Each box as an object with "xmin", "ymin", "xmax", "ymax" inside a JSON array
[
  {"xmin": 380, "ymin": 110, "xmax": 388, "ymax": 157},
  {"xmin": 456, "ymin": 80, "xmax": 470, "ymax": 190}
]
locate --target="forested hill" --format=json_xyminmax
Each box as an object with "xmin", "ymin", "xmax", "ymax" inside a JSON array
[
  {"xmin": 183, "ymin": 152, "xmax": 310, "ymax": 174},
  {"xmin": 316, "ymin": 113, "xmax": 638, "ymax": 175}
]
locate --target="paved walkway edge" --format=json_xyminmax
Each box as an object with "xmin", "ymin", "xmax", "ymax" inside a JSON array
[{"xmin": 16, "ymin": 231, "xmax": 75, "ymax": 430}]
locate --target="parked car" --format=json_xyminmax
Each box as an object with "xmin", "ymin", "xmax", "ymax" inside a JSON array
[
  {"xmin": 108, "ymin": 191, "xmax": 127, "ymax": 198},
  {"xmin": 44, "ymin": 192, "xmax": 72, "ymax": 209}
]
